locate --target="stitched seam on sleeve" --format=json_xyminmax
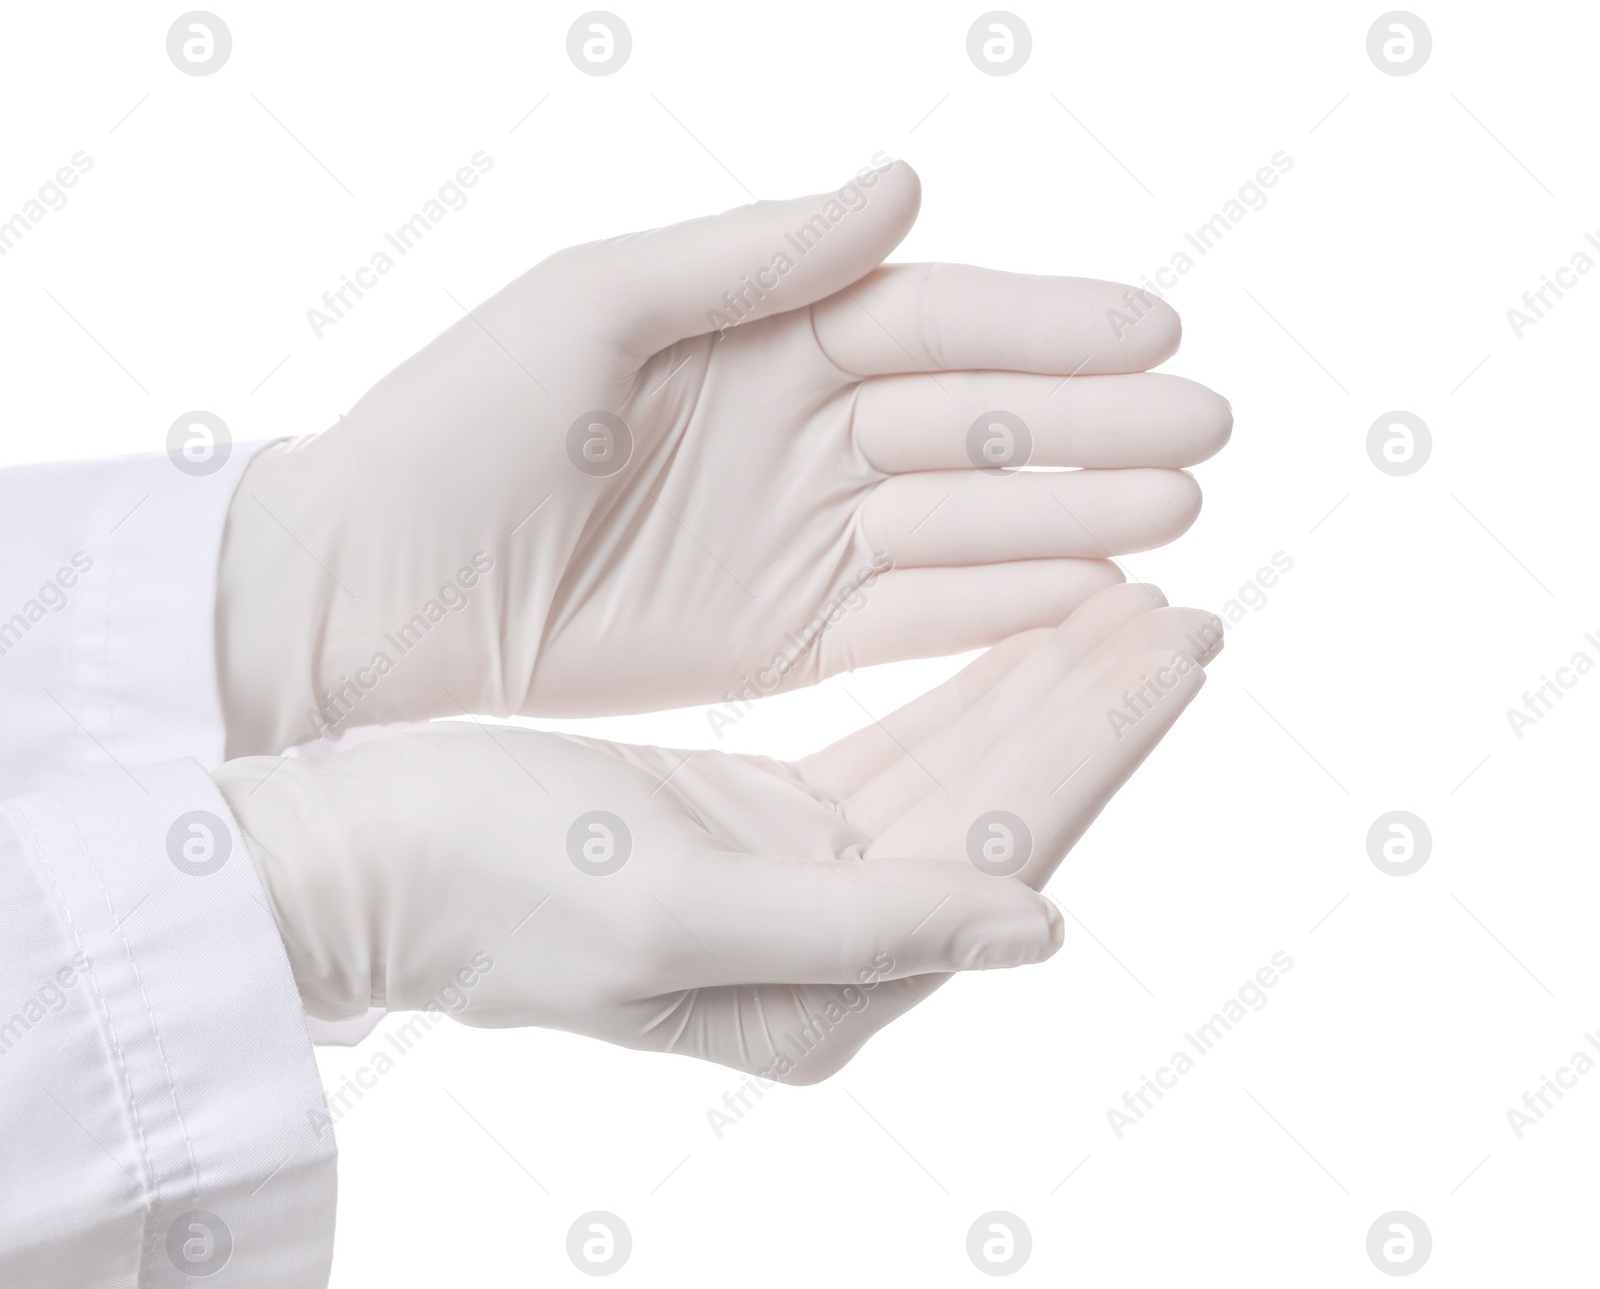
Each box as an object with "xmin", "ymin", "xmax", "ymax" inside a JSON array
[
  {"xmin": 5, "ymin": 799, "xmax": 161, "ymax": 1289},
  {"xmin": 62, "ymin": 804, "xmax": 207, "ymax": 1284}
]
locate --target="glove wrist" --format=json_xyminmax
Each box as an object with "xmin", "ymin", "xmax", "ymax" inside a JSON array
[
  {"xmin": 217, "ymin": 439, "xmax": 338, "ymax": 756},
  {"xmin": 212, "ymin": 752, "xmax": 379, "ymax": 1021}
]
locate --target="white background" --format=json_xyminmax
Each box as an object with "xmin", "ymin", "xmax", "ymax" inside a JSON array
[{"xmin": 3, "ymin": 0, "xmax": 1597, "ymax": 1283}]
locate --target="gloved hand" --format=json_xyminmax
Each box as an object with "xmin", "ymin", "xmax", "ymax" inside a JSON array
[
  {"xmin": 213, "ymin": 584, "xmax": 1220, "ymax": 1081},
  {"xmin": 216, "ymin": 158, "xmax": 1231, "ymax": 755}
]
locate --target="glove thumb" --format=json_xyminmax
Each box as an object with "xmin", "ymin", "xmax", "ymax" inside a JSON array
[{"xmin": 577, "ymin": 156, "xmax": 921, "ymax": 362}]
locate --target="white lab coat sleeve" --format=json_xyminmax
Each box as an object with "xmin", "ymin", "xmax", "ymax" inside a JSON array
[
  {"xmin": 0, "ymin": 444, "xmax": 386, "ymax": 1048},
  {"xmin": 0, "ymin": 446, "xmax": 378, "ymax": 1046},
  {"xmin": 0, "ymin": 447, "xmax": 336, "ymax": 1285},
  {"xmin": 0, "ymin": 760, "xmax": 336, "ymax": 1287},
  {"xmin": 0, "ymin": 444, "xmax": 268, "ymax": 789}
]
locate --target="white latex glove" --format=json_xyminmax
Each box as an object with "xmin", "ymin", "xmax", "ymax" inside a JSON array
[
  {"xmin": 213, "ymin": 584, "xmax": 1220, "ymax": 1081},
  {"xmin": 216, "ymin": 159, "xmax": 1230, "ymax": 755}
]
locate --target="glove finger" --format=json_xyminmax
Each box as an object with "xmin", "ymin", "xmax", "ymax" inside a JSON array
[
  {"xmin": 854, "ymin": 372, "xmax": 1231, "ymax": 472},
  {"xmin": 799, "ymin": 581, "xmax": 1163, "ymax": 800},
  {"xmin": 812, "ymin": 263, "xmax": 1180, "ymax": 377},
  {"xmin": 555, "ymin": 160, "xmax": 921, "ymax": 364},
  {"xmin": 866, "ymin": 645, "xmax": 1212, "ymax": 891},
  {"xmin": 810, "ymin": 557, "xmax": 1124, "ymax": 682},
  {"xmin": 645, "ymin": 853, "xmax": 1061, "ymax": 990},
  {"xmin": 842, "ymin": 598, "xmax": 1204, "ymax": 834},
  {"xmin": 795, "ymin": 626, "xmax": 1054, "ymax": 801},
  {"xmin": 862, "ymin": 468, "xmax": 1201, "ymax": 568}
]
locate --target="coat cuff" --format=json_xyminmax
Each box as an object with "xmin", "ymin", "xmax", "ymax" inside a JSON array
[
  {"xmin": 72, "ymin": 439, "xmax": 273, "ymax": 771},
  {"xmin": 0, "ymin": 758, "xmax": 335, "ymax": 1287}
]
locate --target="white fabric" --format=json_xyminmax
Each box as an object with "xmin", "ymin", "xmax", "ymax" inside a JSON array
[
  {"xmin": 0, "ymin": 446, "xmax": 263, "ymax": 789},
  {"xmin": 0, "ymin": 448, "xmax": 337, "ymax": 1287}
]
